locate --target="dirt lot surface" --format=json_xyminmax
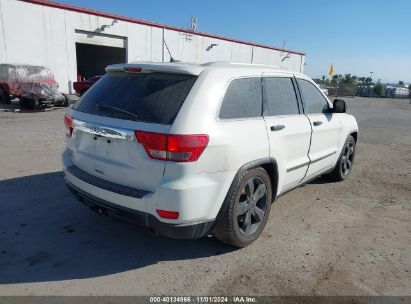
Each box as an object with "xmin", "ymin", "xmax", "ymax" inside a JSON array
[{"xmin": 0, "ymin": 97, "xmax": 410, "ymax": 296}]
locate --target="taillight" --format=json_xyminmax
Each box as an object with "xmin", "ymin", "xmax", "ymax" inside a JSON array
[
  {"xmin": 64, "ymin": 114, "xmax": 73, "ymax": 137},
  {"xmin": 156, "ymin": 209, "xmax": 179, "ymax": 219},
  {"xmin": 167, "ymin": 134, "xmax": 209, "ymax": 162},
  {"xmin": 135, "ymin": 131, "xmax": 209, "ymax": 162},
  {"xmin": 124, "ymin": 67, "xmax": 142, "ymax": 73}
]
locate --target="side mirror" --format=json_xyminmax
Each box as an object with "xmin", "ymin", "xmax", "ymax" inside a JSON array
[{"xmin": 333, "ymin": 99, "xmax": 346, "ymax": 113}]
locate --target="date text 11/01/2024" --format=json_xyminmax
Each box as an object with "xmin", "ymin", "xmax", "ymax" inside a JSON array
[{"xmin": 149, "ymin": 296, "xmax": 257, "ymax": 303}]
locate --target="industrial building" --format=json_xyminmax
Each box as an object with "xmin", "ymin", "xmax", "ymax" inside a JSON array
[{"xmin": 0, "ymin": 0, "xmax": 306, "ymax": 94}]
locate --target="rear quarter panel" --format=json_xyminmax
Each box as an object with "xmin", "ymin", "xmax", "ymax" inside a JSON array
[
  {"xmin": 335, "ymin": 113, "xmax": 359, "ymax": 161},
  {"xmin": 170, "ymin": 69, "xmax": 270, "ymax": 174},
  {"xmin": 166, "ymin": 69, "xmax": 270, "ymax": 219}
]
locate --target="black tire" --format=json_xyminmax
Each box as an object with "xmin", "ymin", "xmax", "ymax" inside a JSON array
[
  {"xmin": 19, "ymin": 97, "xmax": 38, "ymax": 110},
  {"xmin": 213, "ymin": 167, "xmax": 272, "ymax": 247},
  {"xmin": 19, "ymin": 97, "xmax": 29, "ymax": 109},
  {"xmin": 63, "ymin": 98, "xmax": 69, "ymax": 107},
  {"xmin": 328, "ymin": 135, "xmax": 356, "ymax": 181},
  {"xmin": 0, "ymin": 88, "xmax": 11, "ymax": 104},
  {"xmin": 59, "ymin": 95, "xmax": 69, "ymax": 107}
]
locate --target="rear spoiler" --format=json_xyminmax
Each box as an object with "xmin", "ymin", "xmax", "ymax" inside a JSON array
[{"xmin": 106, "ymin": 62, "xmax": 205, "ymax": 76}]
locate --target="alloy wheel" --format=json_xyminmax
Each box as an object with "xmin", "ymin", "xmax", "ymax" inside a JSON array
[
  {"xmin": 341, "ymin": 141, "xmax": 354, "ymax": 176},
  {"xmin": 236, "ymin": 177, "xmax": 268, "ymax": 236}
]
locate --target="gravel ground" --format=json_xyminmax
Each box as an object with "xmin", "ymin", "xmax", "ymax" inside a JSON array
[{"xmin": 0, "ymin": 97, "xmax": 410, "ymax": 296}]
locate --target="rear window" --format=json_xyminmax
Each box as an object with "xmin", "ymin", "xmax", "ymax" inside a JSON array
[{"xmin": 73, "ymin": 72, "xmax": 197, "ymax": 125}]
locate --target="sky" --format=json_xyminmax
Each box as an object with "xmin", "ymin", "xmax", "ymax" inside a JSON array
[{"xmin": 57, "ymin": 0, "xmax": 411, "ymax": 83}]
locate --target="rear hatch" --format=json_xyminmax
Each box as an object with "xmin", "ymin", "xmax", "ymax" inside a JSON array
[{"xmin": 67, "ymin": 66, "xmax": 199, "ymax": 192}]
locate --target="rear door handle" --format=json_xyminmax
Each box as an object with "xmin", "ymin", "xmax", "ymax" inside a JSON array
[
  {"xmin": 270, "ymin": 125, "xmax": 285, "ymax": 131},
  {"xmin": 313, "ymin": 121, "xmax": 323, "ymax": 126}
]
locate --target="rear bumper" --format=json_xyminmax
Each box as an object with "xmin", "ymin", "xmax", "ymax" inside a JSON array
[
  {"xmin": 61, "ymin": 145, "xmax": 235, "ymax": 239},
  {"xmin": 62, "ymin": 148, "xmax": 233, "ymax": 222},
  {"xmin": 66, "ymin": 181, "xmax": 214, "ymax": 239},
  {"xmin": 65, "ymin": 165, "xmax": 150, "ymax": 198}
]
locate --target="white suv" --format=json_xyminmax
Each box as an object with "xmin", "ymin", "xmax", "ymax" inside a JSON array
[{"xmin": 63, "ymin": 62, "xmax": 358, "ymax": 247}]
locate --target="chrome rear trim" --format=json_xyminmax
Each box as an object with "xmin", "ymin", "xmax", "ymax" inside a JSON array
[{"xmin": 73, "ymin": 119, "xmax": 135, "ymax": 142}]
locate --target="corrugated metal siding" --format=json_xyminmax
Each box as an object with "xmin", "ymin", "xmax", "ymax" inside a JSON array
[{"xmin": 0, "ymin": 0, "xmax": 306, "ymax": 93}]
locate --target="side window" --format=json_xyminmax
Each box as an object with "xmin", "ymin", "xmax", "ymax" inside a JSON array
[
  {"xmin": 219, "ymin": 78, "xmax": 262, "ymax": 119},
  {"xmin": 8, "ymin": 67, "xmax": 17, "ymax": 81},
  {"xmin": 297, "ymin": 79, "xmax": 329, "ymax": 114},
  {"xmin": 263, "ymin": 77, "xmax": 300, "ymax": 116},
  {"xmin": 0, "ymin": 66, "xmax": 7, "ymax": 80}
]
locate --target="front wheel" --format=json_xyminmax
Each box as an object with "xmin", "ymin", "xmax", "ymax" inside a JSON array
[
  {"xmin": 328, "ymin": 135, "xmax": 356, "ymax": 181},
  {"xmin": 0, "ymin": 88, "xmax": 11, "ymax": 104},
  {"xmin": 213, "ymin": 167, "xmax": 272, "ymax": 247},
  {"xmin": 19, "ymin": 97, "xmax": 39, "ymax": 109},
  {"xmin": 58, "ymin": 95, "xmax": 69, "ymax": 107}
]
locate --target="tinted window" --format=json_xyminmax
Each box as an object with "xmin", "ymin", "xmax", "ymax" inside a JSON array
[
  {"xmin": 219, "ymin": 78, "xmax": 262, "ymax": 119},
  {"xmin": 263, "ymin": 77, "xmax": 299, "ymax": 116},
  {"xmin": 73, "ymin": 72, "xmax": 197, "ymax": 125},
  {"xmin": 0, "ymin": 66, "xmax": 7, "ymax": 80},
  {"xmin": 88, "ymin": 76, "xmax": 102, "ymax": 82},
  {"xmin": 297, "ymin": 79, "xmax": 329, "ymax": 114}
]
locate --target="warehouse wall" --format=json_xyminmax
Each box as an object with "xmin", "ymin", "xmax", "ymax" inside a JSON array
[
  {"xmin": 0, "ymin": 0, "xmax": 305, "ymax": 94},
  {"xmin": 0, "ymin": 1, "xmax": 7, "ymax": 64}
]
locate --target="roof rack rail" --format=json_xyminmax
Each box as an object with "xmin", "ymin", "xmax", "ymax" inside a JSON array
[{"xmin": 202, "ymin": 62, "xmax": 284, "ymax": 70}]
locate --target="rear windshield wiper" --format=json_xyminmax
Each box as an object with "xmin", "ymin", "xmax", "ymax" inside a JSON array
[{"xmin": 97, "ymin": 104, "xmax": 139, "ymax": 120}]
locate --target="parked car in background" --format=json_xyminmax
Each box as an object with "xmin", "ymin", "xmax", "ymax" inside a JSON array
[
  {"xmin": 73, "ymin": 75, "xmax": 102, "ymax": 96},
  {"xmin": 63, "ymin": 62, "xmax": 358, "ymax": 247},
  {"xmin": 0, "ymin": 64, "xmax": 68, "ymax": 108}
]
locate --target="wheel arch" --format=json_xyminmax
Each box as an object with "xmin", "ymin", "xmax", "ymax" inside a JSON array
[
  {"xmin": 212, "ymin": 158, "xmax": 279, "ymax": 246},
  {"xmin": 350, "ymin": 131, "xmax": 358, "ymax": 143},
  {"xmin": 0, "ymin": 83, "xmax": 10, "ymax": 95},
  {"xmin": 235, "ymin": 158, "xmax": 279, "ymax": 202},
  {"xmin": 0, "ymin": 82, "xmax": 8, "ymax": 90},
  {"xmin": 0, "ymin": 83, "xmax": 11, "ymax": 103},
  {"xmin": 213, "ymin": 157, "xmax": 279, "ymax": 229}
]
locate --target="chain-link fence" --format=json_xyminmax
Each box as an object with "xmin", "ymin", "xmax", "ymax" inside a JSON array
[
  {"xmin": 327, "ymin": 83, "xmax": 358, "ymax": 97},
  {"xmin": 357, "ymin": 85, "xmax": 411, "ymax": 99},
  {"xmin": 315, "ymin": 79, "xmax": 410, "ymax": 99}
]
